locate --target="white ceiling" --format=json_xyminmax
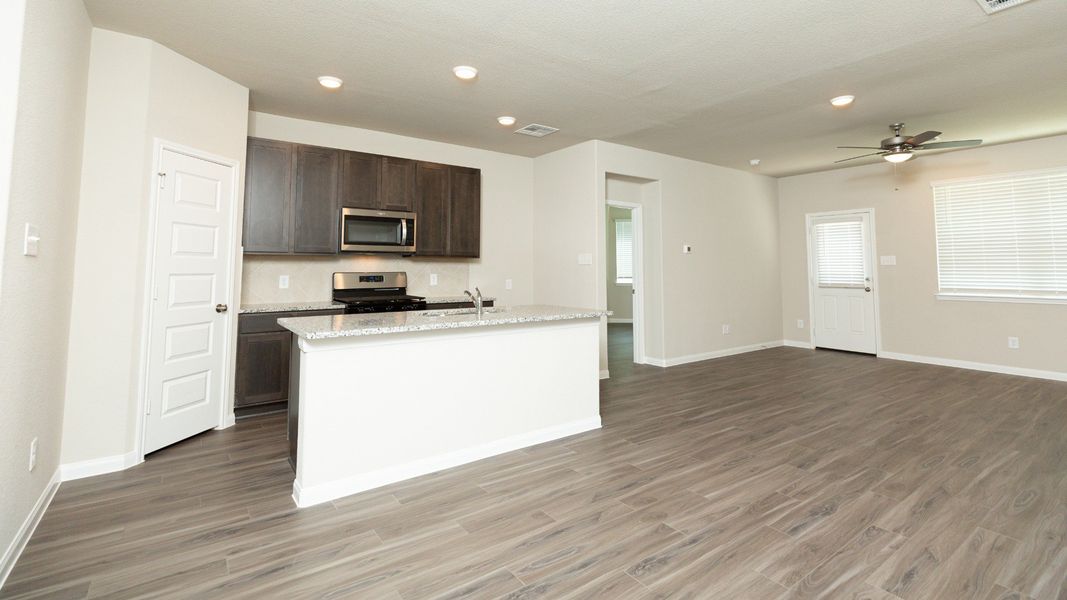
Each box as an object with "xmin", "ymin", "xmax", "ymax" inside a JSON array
[{"xmin": 82, "ymin": 0, "xmax": 1067, "ymax": 176}]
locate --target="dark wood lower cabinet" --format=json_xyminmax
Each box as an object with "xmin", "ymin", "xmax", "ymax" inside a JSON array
[
  {"xmin": 235, "ymin": 331, "xmax": 290, "ymax": 411},
  {"xmin": 235, "ymin": 309, "xmax": 343, "ymax": 418}
]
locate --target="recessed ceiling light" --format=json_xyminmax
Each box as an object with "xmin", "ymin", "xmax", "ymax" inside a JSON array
[
  {"xmin": 452, "ymin": 65, "xmax": 478, "ymax": 80},
  {"xmin": 318, "ymin": 76, "xmax": 343, "ymax": 89},
  {"xmin": 830, "ymin": 95, "xmax": 855, "ymax": 107},
  {"xmin": 497, "ymin": 116, "xmax": 516, "ymax": 126},
  {"xmin": 749, "ymin": 159, "xmax": 761, "ymax": 167}
]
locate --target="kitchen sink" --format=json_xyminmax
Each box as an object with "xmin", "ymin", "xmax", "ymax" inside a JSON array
[{"xmin": 419, "ymin": 307, "xmax": 509, "ymax": 318}]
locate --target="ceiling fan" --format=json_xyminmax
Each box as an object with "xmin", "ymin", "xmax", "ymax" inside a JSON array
[{"xmin": 836, "ymin": 123, "xmax": 982, "ymax": 164}]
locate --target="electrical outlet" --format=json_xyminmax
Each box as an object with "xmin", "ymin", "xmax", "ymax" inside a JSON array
[
  {"xmin": 1008, "ymin": 336, "xmax": 1020, "ymax": 349},
  {"xmin": 430, "ymin": 274, "xmax": 438, "ymax": 286},
  {"xmin": 278, "ymin": 275, "xmax": 289, "ymax": 289},
  {"xmin": 29, "ymin": 437, "xmax": 38, "ymax": 472},
  {"xmin": 796, "ymin": 319, "xmax": 804, "ymax": 329},
  {"xmin": 722, "ymin": 324, "xmax": 731, "ymax": 335},
  {"xmin": 505, "ymin": 278, "xmax": 513, "ymax": 290}
]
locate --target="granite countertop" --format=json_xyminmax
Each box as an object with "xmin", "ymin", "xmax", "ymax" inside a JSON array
[
  {"xmin": 239, "ymin": 301, "xmax": 345, "ymax": 314},
  {"xmin": 279, "ymin": 305, "xmax": 610, "ymax": 340}
]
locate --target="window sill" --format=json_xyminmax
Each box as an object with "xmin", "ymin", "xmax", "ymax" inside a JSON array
[{"xmin": 936, "ymin": 293, "xmax": 1067, "ymax": 305}]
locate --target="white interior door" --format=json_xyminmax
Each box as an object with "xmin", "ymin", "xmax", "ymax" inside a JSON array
[
  {"xmin": 809, "ymin": 212, "xmax": 877, "ymax": 354},
  {"xmin": 143, "ymin": 148, "xmax": 236, "ymax": 454}
]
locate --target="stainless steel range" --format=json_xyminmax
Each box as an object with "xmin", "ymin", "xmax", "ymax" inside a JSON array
[{"xmin": 331, "ymin": 272, "xmax": 427, "ymax": 314}]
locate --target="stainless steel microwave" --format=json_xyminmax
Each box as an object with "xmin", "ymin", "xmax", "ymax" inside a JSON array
[{"xmin": 340, "ymin": 208, "xmax": 416, "ymax": 253}]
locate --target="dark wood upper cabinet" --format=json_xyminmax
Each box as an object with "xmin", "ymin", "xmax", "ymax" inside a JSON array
[
  {"xmin": 340, "ymin": 150, "xmax": 381, "ymax": 210},
  {"xmin": 415, "ymin": 162, "xmax": 450, "ymax": 256},
  {"xmin": 243, "ymin": 137, "xmax": 479, "ymax": 257},
  {"xmin": 381, "ymin": 157, "xmax": 417, "ymax": 212},
  {"xmin": 243, "ymin": 138, "xmax": 293, "ymax": 253},
  {"xmin": 448, "ymin": 166, "xmax": 481, "ymax": 257},
  {"xmin": 292, "ymin": 145, "xmax": 340, "ymax": 254}
]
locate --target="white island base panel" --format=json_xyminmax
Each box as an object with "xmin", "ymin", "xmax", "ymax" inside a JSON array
[{"xmin": 291, "ymin": 319, "xmax": 602, "ymax": 507}]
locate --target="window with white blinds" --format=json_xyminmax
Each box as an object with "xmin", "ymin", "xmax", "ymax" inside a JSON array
[
  {"xmin": 614, "ymin": 219, "xmax": 633, "ymax": 284},
  {"xmin": 933, "ymin": 169, "xmax": 1067, "ymax": 301},
  {"xmin": 814, "ymin": 219, "xmax": 866, "ymax": 288}
]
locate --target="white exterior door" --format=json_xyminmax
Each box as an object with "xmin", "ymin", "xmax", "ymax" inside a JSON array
[
  {"xmin": 143, "ymin": 148, "xmax": 236, "ymax": 453},
  {"xmin": 809, "ymin": 212, "xmax": 877, "ymax": 354}
]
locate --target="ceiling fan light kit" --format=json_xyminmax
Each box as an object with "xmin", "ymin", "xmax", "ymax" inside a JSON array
[
  {"xmin": 884, "ymin": 150, "xmax": 913, "ymax": 163},
  {"xmin": 835, "ymin": 123, "xmax": 982, "ymax": 165}
]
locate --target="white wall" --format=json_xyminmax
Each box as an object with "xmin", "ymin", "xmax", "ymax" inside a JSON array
[
  {"xmin": 0, "ymin": 0, "xmax": 27, "ymax": 299},
  {"xmin": 245, "ymin": 112, "xmax": 535, "ymax": 306},
  {"xmin": 594, "ymin": 141, "xmax": 782, "ymax": 367},
  {"xmin": 779, "ymin": 134, "xmax": 1067, "ymax": 376},
  {"xmin": 531, "ymin": 141, "xmax": 781, "ymax": 373},
  {"xmin": 62, "ymin": 29, "xmax": 249, "ymax": 466},
  {"xmin": 531, "ymin": 141, "xmax": 600, "ymax": 308},
  {"xmin": 605, "ymin": 205, "xmax": 633, "ymax": 320},
  {"xmin": 0, "ymin": 0, "xmax": 91, "ymax": 578}
]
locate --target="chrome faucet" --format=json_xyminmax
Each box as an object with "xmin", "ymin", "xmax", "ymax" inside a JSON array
[{"xmin": 464, "ymin": 287, "xmax": 484, "ymax": 316}]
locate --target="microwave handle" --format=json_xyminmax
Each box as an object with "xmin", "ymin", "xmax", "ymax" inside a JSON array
[{"xmin": 401, "ymin": 219, "xmax": 408, "ymax": 245}]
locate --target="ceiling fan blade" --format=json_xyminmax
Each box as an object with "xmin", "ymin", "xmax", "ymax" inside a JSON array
[
  {"xmin": 905, "ymin": 130, "xmax": 941, "ymax": 146},
  {"xmin": 837, "ymin": 146, "xmax": 884, "ymax": 150},
  {"xmin": 834, "ymin": 152, "xmax": 887, "ymax": 163},
  {"xmin": 915, "ymin": 139, "xmax": 982, "ymax": 150}
]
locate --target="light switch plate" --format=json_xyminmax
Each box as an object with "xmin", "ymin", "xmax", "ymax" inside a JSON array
[
  {"xmin": 23, "ymin": 224, "xmax": 40, "ymax": 256},
  {"xmin": 577, "ymin": 253, "xmax": 593, "ymax": 265},
  {"xmin": 278, "ymin": 275, "xmax": 289, "ymax": 289},
  {"xmin": 430, "ymin": 274, "xmax": 438, "ymax": 286},
  {"xmin": 796, "ymin": 319, "xmax": 804, "ymax": 329},
  {"xmin": 505, "ymin": 278, "xmax": 513, "ymax": 290},
  {"xmin": 682, "ymin": 244, "xmax": 693, "ymax": 254},
  {"xmin": 879, "ymin": 255, "xmax": 897, "ymax": 266},
  {"xmin": 1008, "ymin": 336, "xmax": 1020, "ymax": 349}
]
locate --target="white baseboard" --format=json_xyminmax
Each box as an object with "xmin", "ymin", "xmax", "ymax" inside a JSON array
[
  {"xmin": 878, "ymin": 351, "xmax": 1067, "ymax": 383},
  {"xmin": 782, "ymin": 339, "xmax": 815, "ymax": 349},
  {"xmin": 643, "ymin": 340, "xmax": 783, "ymax": 368},
  {"xmin": 599, "ymin": 369, "xmax": 610, "ymax": 380},
  {"xmin": 293, "ymin": 416, "xmax": 602, "ymax": 508},
  {"xmin": 1, "ymin": 468, "xmax": 60, "ymax": 588},
  {"xmin": 60, "ymin": 450, "xmax": 141, "ymax": 482},
  {"xmin": 607, "ymin": 318, "xmax": 633, "ymax": 324},
  {"xmin": 216, "ymin": 412, "xmax": 236, "ymax": 430}
]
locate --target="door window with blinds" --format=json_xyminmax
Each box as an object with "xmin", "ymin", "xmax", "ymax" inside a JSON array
[
  {"xmin": 933, "ymin": 169, "xmax": 1067, "ymax": 301},
  {"xmin": 614, "ymin": 219, "xmax": 633, "ymax": 284},
  {"xmin": 813, "ymin": 218, "xmax": 867, "ymax": 288}
]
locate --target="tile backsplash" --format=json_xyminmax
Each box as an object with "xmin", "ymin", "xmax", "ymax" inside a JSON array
[{"xmin": 240, "ymin": 255, "xmax": 471, "ymax": 304}]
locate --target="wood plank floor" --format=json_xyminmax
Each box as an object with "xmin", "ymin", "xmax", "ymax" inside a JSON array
[{"xmin": 4, "ymin": 343, "xmax": 1067, "ymax": 599}]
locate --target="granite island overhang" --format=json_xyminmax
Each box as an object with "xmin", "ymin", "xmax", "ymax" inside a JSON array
[{"xmin": 278, "ymin": 305, "xmax": 609, "ymax": 507}]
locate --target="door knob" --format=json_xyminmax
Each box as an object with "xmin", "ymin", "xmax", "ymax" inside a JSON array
[
  {"xmin": 216, "ymin": 304, "xmax": 229, "ymax": 313},
  {"xmin": 864, "ymin": 287, "xmax": 871, "ymax": 292}
]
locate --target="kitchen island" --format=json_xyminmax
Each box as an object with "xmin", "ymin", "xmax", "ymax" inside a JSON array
[{"xmin": 278, "ymin": 305, "xmax": 608, "ymax": 507}]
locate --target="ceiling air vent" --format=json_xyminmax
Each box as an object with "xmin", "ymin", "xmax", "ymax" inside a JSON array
[
  {"xmin": 975, "ymin": 0, "xmax": 1035, "ymax": 14},
  {"xmin": 514, "ymin": 124, "xmax": 559, "ymax": 137}
]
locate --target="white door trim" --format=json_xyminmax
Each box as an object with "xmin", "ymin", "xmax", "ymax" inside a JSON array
[
  {"xmin": 607, "ymin": 200, "xmax": 645, "ymax": 364},
  {"xmin": 134, "ymin": 139, "xmax": 240, "ymax": 462},
  {"xmin": 804, "ymin": 208, "xmax": 883, "ymax": 355}
]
